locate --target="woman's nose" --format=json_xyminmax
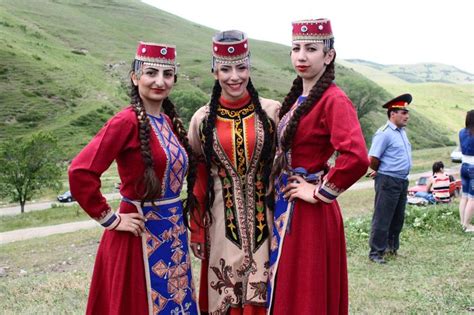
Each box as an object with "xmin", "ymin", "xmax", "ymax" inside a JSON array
[
  {"xmin": 297, "ymin": 50, "xmax": 307, "ymax": 61},
  {"xmin": 154, "ymin": 73, "xmax": 164, "ymax": 86},
  {"xmin": 229, "ymin": 68, "xmax": 239, "ymax": 80}
]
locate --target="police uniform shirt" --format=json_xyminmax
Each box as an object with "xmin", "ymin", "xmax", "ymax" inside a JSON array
[{"xmin": 369, "ymin": 121, "xmax": 412, "ymax": 179}]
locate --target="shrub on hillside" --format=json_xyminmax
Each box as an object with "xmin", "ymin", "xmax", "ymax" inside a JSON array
[
  {"xmin": 70, "ymin": 110, "xmax": 109, "ymax": 135},
  {"xmin": 171, "ymin": 89, "xmax": 208, "ymax": 126}
]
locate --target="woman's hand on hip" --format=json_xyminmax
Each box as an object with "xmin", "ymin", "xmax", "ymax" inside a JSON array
[
  {"xmin": 114, "ymin": 213, "xmax": 146, "ymax": 237},
  {"xmin": 283, "ymin": 175, "xmax": 319, "ymax": 204},
  {"xmin": 190, "ymin": 242, "xmax": 206, "ymax": 260}
]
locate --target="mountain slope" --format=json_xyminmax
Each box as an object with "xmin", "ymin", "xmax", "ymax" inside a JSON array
[
  {"xmin": 341, "ymin": 59, "xmax": 474, "ymax": 140},
  {"xmin": 345, "ymin": 59, "xmax": 474, "ymax": 84},
  {"xmin": 0, "ymin": 0, "xmax": 454, "ymax": 158}
]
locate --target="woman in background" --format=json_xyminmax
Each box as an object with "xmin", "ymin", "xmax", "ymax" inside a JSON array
[
  {"xmin": 459, "ymin": 109, "xmax": 474, "ymax": 232},
  {"xmin": 267, "ymin": 19, "xmax": 369, "ymax": 314},
  {"xmin": 187, "ymin": 30, "xmax": 280, "ymax": 314},
  {"xmin": 69, "ymin": 42, "xmax": 198, "ymax": 314}
]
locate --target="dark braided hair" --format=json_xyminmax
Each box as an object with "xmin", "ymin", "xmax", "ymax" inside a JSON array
[
  {"xmin": 129, "ymin": 60, "xmax": 198, "ymax": 227},
  {"xmin": 271, "ymin": 51, "xmax": 336, "ymax": 180},
  {"xmin": 199, "ymin": 80, "xmax": 221, "ymax": 226},
  {"xmin": 278, "ymin": 76, "xmax": 303, "ymax": 120},
  {"xmin": 247, "ymin": 78, "xmax": 275, "ymax": 200},
  {"xmin": 193, "ymin": 78, "xmax": 275, "ymax": 226}
]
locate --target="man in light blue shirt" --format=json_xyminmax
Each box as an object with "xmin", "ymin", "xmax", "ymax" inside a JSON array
[{"xmin": 367, "ymin": 93, "xmax": 412, "ymax": 264}]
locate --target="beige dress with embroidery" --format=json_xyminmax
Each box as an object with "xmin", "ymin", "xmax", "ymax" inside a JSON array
[{"xmin": 188, "ymin": 97, "xmax": 280, "ymax": 314}]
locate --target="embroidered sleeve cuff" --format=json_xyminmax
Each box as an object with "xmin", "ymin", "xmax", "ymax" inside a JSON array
[
  {"xmin": 97, "ymin": 209, "xmax": 120, "ymax": 230},
  {"xmin": 313, "ymin": 181, "xmax": 344, "ymax": 204}
]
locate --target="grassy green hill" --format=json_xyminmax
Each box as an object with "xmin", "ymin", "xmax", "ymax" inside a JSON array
[
  {"xmin": 345, "ymin": 59, "xmax": 474, "ymax": 84},
  {"xmin": 0, "ymin": 0, "xmax": 455, "ymax": 158},
  {"xmin": 340, "ymin": 59, "xmax": 474, "ymax": 142}
]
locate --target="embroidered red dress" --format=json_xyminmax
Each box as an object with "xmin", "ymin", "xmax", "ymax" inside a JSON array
[
  {"xmin": 188, "ymin": 93, "xmax": 280, "ymax": 314},
  {"xmin": 69, "ymin": 106, "xmax": 197, "ymax": 314},
  {"xmin": 268, "ymin": 84, "xmax": 369, "ymax": 314}
]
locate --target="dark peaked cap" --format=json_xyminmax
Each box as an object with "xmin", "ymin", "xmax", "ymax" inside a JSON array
[{"xmin": 382, "ymin": 93, "xmax": 412, "ymax": 110}]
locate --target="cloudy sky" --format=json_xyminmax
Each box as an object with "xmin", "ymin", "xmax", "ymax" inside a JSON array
[{"xmin": 143, "ymin": 0, "xmax": 474, "ymax": 74}]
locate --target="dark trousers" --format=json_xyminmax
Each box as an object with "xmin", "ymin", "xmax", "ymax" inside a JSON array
[{"xmin": 369, "ymin": 173, "xmax": 409, "ymax": 257}]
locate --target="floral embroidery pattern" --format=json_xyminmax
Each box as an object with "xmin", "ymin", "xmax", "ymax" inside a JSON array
[
  {"xmin": 248, "ymin": 281, "xmax": 267, "ymax": 301},
  {"xmin": 197, "ymin": 103, "xmax": 274, "ymax": 313},
  {"xmin": 210, "ymin": 258, "xmax": 243, "ymax": 302},
  {"xmin": 253, "ymin": 166, "xmax": 269, "ymax": 250},
  {"xmin": 218, "ymin": 165, "xmax": 241, "ymax": 247},
  {"xmin": 213, "ymin": 104, "xmax": 270, "ymax": 252}
]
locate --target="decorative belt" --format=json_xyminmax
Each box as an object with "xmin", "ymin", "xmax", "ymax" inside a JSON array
[
  {"xmin": 286, "ymin": 166, "xmax": 325, "ymax": 183},
  {"xmin": 121, "ymin": 196, "xmax": 181, "ymax": 207},
  {"xmin": 279, "ymin": 167, "xmax": 325, "ymax": 233}
]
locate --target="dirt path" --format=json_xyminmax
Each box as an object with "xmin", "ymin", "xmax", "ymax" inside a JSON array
[
  {"xmin": 0, "ymin": 167, "xmax": 460, "ymax": 245},
  {"xmin": 0, "ymin": 220, "xmax": 98, "ymax": 245}
]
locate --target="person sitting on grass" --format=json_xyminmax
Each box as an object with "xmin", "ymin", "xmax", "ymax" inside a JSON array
[{"xmin": 414, "ymin": 161, "xmax": 451, "ymax": 204}]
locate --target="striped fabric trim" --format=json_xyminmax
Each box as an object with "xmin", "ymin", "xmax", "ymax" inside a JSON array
[
  {"xmin": 314, "ymin": 181, "xmax": 343, "ymax": 204},
  {"xmin": 97, "ymin": 210, "xmax": 119, "ymax": 229}
]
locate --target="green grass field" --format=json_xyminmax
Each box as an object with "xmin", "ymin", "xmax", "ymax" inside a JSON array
[{"xmin": 1, "ymin": 201, "xmax": 472, "ymax": 313}]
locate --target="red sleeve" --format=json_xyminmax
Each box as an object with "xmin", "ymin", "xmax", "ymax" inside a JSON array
[
  {"xmin": 190, "ymin": 161, "xmax": 208, "ymax": 243},
  {"xmin": 68, "ymin": 113, "xmax": 135, "ymax": 225},
  {"xmin": 315, "ymin": 92, "xmax": 370, "ymax": 203}
]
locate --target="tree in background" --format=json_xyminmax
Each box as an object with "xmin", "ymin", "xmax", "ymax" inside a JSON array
[
  {"xmin": 171, "ymin": 89, "xmax": 208, "ymax": 127},
  {"xmin": 0, "ymin": 132, "xmax": 63, "ymax": 213}
]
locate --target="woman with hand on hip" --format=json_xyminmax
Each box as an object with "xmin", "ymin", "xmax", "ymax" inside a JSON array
[
  {"xmin": 187, "ymin": 30, "xmax": 280, "ymax": 314},
  {"xmin": 69, "ymin": 42, "xmax": 199, "ymax": 314},
  {"xmin": 267, "ymin": 19, "xmax": 369, "ymax": 314}
]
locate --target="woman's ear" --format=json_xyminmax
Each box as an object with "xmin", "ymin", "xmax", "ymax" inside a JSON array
[
  {"xmin": 324, "ymin": 49, "xmax": 335, "ymax": 65},
  {"xmin": 131, "ymin": 72, "xmax": 138, "ymax": 86}
]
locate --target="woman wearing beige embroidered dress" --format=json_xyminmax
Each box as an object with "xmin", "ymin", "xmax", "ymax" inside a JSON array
[{"xmin": 187, "ymin": 30, "xmax": 280, "ymax": 314}]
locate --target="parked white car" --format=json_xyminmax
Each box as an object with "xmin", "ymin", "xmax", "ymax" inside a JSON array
[{"xmin": 450, "ymin": 146, "xmax": 462, "ymax": 163}]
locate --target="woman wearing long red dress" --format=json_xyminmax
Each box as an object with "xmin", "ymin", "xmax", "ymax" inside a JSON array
[
  {"xmin": 69, "ymin": 42, "xmax": 199, "ymax": 314},
  {"xmin": 267, "ymin": 19, "xmax": 370, "ymax": 314},
  {"xmin": 187, "ymin": 30, "xmax": 280, "ymax": 314}
]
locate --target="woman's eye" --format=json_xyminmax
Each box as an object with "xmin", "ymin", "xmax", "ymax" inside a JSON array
[{"xmin": 292, "ymin": 47, "xmax": 300, "ymax": 52}]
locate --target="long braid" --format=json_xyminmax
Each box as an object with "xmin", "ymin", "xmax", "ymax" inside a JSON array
[
  {"xmin": 271, "ymin": 60, "xmax": 336, "ymax": 179},
  {"xmin": 279, "ymin": 76, "xmax": 303, "ymax": 120},
  {"xmin": 200, "ymin": 80, "xmax": 222, "ymax": 225},
  {"xmin": 130, "ymin": 83, "xmax": 162, "ymax": 203},
  {"xmin": 161, "ymin": 98, "xmax": 197, "ymax": 228},
  {"xmin": 246, "ymin": 79, "xmax": 275, "ymax": 206}
]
